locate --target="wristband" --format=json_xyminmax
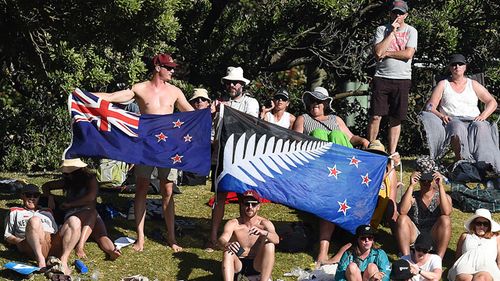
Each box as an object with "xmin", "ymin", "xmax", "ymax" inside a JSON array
[{"xmin": 418, "ymin": 268, "xmax": 422, "ymax": 275}]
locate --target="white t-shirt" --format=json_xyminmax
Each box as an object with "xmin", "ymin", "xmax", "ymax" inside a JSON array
[
  {"xmin": 4, "ymin": 207, "xmax": 58, "ymax": 239},
  {"xmin": 227, "ymin": 93, "xmax": 259, "ymax": 117},
  {"xmin": 401, "ymin": 254, "xmax": 442, "ymax": 281}
]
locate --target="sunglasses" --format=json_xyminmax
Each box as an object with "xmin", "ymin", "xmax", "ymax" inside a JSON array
[
  {"xmin": 359, "ymin": 236, "xmax": 374, "ymax": 241},
  {"xmin": 391, "ymin": 10, "xmax": 406, "ymax": 15},
  {"xmin": 413, "ymin": 246, "xmax": 430, "ymax": 253},
  {"xmin": 193, "ymin": 97, "xmax": 209, "ymax": 103},
  {"xmin": 224, "ymin": 80, "xmax": 243, "ymax": 86},
  {"xmin": 159, "ymin": 65, "xmax": 175, "ymax": 71},
  {"xmin": 475, "ymin": 220, "xmax": 490, "ymax": 227},
  {"xmin": 24, "ymin": 192, "xmax": 41, "ymax": 199},
  {"xmin": 273, "ymin": 96, "xmax": 288, "ymax": 102},
  {"xmin": 450, "ymin": 62, "xmax": 465, "ymax": 67},
  {"xmin": 243, "ymin": 201, "xmax": 259, "ymax": 208}
]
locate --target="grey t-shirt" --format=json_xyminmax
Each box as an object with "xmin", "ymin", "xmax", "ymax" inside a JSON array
[{"xmin": 374, "ymin": 24, "xmax": 418, "ymax": 80}]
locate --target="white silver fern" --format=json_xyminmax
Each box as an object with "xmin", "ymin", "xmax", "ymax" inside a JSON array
[{"xmin": 218, "ymin": 133, "xmax": 331, "ymax": 187}]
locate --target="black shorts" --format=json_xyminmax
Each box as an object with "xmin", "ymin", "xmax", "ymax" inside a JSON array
[
  {"xmin": 369, "ymin": 77, "xmax": 411, "ymax": 121},
  {"xmin": 235, "ymin": 258, "xmax": 260, "ymax": 277}
]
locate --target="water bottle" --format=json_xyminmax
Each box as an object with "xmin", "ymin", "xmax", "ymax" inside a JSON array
[{"xmin": 75, "ymin": 259, "xmax": 88, "ymax": 274}]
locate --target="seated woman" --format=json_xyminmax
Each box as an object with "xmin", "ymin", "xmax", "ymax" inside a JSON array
[
  {"xmin": 260, "ymin": 89, "xmax": 296, "ymax": 129},
  {"xmin": 421, "ymin": 53, "xmax": 499, "ymax": 175},
  {"xmin": 401, "ymin": 233, "xmax": 443, "ymax": 281},
  {"xmin": 335, "ymin": 225, "xmax": 390, "ymax": 281},
  {"xmin": 42, "ymin": 158, "xmax": 121, "ymax": 261},
  {"xmin": 447, "ymin": 208, "xmax": 500, "ymax": 281},
  {"xmin": 292, "ymin": 86, "xmax": 369, "ymax": 264}
]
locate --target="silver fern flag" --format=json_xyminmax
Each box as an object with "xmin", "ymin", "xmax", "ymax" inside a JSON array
[{"xmin": 215, "ymin": 106, "xmax": 388, "ymax": 234}]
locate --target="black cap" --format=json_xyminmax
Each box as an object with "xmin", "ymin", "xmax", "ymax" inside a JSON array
[
  {"xmin": 274, "ymin": 89, "xmax": 289, "ymax": 99},
  {"xmin": 355, "ymin": 224, "xmax": 377, "ymax": 238},
  {"xmin": 448, "ymin": 54, "xmax": 466, "ymax": 65},
  {"xmin": 390, "ymin": 259, "xmax": 414, "ymax": 280},
  {"xmin": 20, "ymin": 184, "xmax": 40, "ymax": 194},
  {"xmin": 414, "ymin": 233, "xmax": 433, "ymax": 252}
]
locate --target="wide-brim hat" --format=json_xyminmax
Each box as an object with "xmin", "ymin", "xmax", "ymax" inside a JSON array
[
  {"xmin": 61, "ymin": 158, "xmax": 87, "ymax": 174},
  {"xmin": 464, "ymin": 208, "xmax": 500, "ymax": 232},
  {"xmin": 221, "ymin": 67, "xmax": 250, "ymax": 85},
  {"xmin": 189, "ymin": 88, "xmax": 211, "ymax": 102},
  {"xmin": 302, "ymin": 86, "xmax": 333, "ymax": 113},
  {"xmin": 366, "ymin": 140, "xmax": 389, "ymax": 156}
]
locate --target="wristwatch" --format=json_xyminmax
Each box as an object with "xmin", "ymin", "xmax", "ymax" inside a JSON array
[{"xmin": 418, "ymin": 268, "xmax": 422, "ymax": 274}]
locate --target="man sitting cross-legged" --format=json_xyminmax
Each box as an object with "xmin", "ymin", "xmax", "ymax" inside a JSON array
[{"xmin": 219, "ymin": 190, "xmax": 279, "ymax": 281}]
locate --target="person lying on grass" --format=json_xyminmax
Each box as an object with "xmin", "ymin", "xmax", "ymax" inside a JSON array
[{"xmin": 218, "ymin": 190, "xmax": 279, "ymax": 281}]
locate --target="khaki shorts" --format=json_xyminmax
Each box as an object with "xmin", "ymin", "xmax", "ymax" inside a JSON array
[{"xmin": 134, "ymin": 165, "xmax": 178, "ymax": 183}]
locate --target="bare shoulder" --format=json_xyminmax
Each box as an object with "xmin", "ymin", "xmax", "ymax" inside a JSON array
[{"xmin": 258, "ymin": 216, "xmax": 274, "ymax": 227}]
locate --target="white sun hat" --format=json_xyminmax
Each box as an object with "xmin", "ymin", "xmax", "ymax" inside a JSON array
[
  {"xmin": 189, "ymin": 88, "xmax": 211, "ymax": 102},
  {"xmin": 61, "ymin": 158, "xmax": 88, "ymax": 174},
  {"xmin": 221, "ymin": 66, "xmax": 250, "ymax": 85},
  {"xmin": 464, "ymin": 208, "xmax": 500, "ymax": 232}
]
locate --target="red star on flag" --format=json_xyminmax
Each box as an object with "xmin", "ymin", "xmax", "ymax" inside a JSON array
[
  {"xmin": 348, "ymin": 156, "xmax": 361, "ymax": 168},
  {"xmin": 171, "ymin": 154, "xmax": 183, "ymax": 164},
  {"xmin": 327, "ymin": 165, "xmax": 342, "ymax": 179},
  {"xmin": 361, "ymin": 173, "xmax": 372, "ymax": 187},
  {"xmin": 155, "ymin": 132, "xmax": 168, "ymax": 142},
  {"xmin": 337, "ymin": 199, "xmax": 351, "ymax": 216},
  {"xmin": 183, "ymin": 134, "xmax": 192, "ymax": 142},
  {"xmin": 173, "ymin": 119, "xmax": 184, "ymax": 128}
]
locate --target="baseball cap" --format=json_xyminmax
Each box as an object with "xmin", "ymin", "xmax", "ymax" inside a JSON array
[
  {"xmin": 152, "ymin": 53, "xmax": 178, "ymax": 68},
  {"xmin": 448, "ymin": 54, "xmax": 467, "ymax": 65},
  {"xmin": 241, "ymin": 190, "xmax": 261, "ymax": 203},
  {"xmin": 20, "ymin": 184, "xmax": 40, "ymax": 195},
  {"xmin": 391, "ymin": 0, "xmax": 408, "ymax": 13},
  {"xmin": 274, "ymin": 89, "xmax": 290, "ymax": 100},
  {"xmin": 390, "ymin": 259, "xmax": 414, "ymax": 280},
  {"xmin": 355, "ymin": 224, "xmax": 377, "ymax": 238}
]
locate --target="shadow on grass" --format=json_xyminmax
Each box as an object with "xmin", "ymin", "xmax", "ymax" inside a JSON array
[{"xmin": 174, "ymin": 251, "xmax": 221, "ymax": 280}]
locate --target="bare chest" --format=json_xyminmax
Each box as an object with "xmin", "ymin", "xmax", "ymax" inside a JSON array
[{"xmin": 136, "ymin": 86, "xmax": 176, "ymax": 114}]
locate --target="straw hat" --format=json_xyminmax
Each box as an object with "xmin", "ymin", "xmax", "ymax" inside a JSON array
[
  {"xmin": 221, "ymin": 67, "xmax": 250, "ymax": 85},
  {"xmin": 61, "ymin": 158, "xmax": 87, "ymax": 174},
  {"xmin": 189, "ymin": 88, "xmax": 211, "ymax": 102},
  {"xmin": 366, "ymin": 140, "xmax": 389, "ymax": 156},
  {"xmin": 464, "ymin": 208, "xmax": 500, "ymax": 232}
]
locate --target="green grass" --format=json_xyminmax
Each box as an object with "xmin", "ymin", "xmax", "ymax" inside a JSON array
[{"xmin": 1, "ymin": 162, "xmax": 499, "ymax": 280}]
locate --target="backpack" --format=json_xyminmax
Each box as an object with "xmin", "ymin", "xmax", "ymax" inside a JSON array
[{"xmin": 96, "ymin": 159, "xmax": 128, "ymax": 187}]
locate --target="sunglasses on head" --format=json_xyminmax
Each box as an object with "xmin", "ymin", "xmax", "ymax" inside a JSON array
[
  {"xmin": 475, "ymin": 220, "xmax": 490, "ymax": 227},
  {"xmin": 159, "ymin": 65, "xmax": 175, "ymax": 71},
  {"xmin": 243, "ymin": 201, "xmax": 259, "ymax": 207},
  {"xmin": 450, "ymin": 62, "xmax": 465, "ymax": 67},
  {"xmin": 24, "ymin": 192, "xmax": 41, "ymax": 199}
]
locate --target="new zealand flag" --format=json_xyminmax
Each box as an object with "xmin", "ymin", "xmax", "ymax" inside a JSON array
[
  {"xmin": 216, "ymin": 106, "xmax": 387, "ymax": 233},
  {"xmin": 64, "ymin": 88, "xmax": 211, "ymax": 175}
]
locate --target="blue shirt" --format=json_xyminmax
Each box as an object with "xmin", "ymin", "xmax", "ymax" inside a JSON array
[{"xmin": 335, "ymin": 248, "xmax": 391, "ymax": 281}]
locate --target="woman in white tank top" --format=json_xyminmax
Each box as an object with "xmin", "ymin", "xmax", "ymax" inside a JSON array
[
  {"xmin": 260, "ymin": 89, "xmax": 296, "ymax": 129},
  {"xmin": 424, "ymin": 54, "xmax": 499, "ymax": 172}
]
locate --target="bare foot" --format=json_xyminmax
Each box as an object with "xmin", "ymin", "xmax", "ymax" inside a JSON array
[
  {"xmin": 75, "ymin": 247, "xmax": 87, "ymax": 259},
  {"xmin": 132, "ymin": 240, "xmax": 144, "ymax": 252},
  {"xmin": 204, "ymin": 240, "xmax": 218, "ymax": 252},
  {"xmin": 61, "ymin": 263, "xmax": 72, "ymax": 276},
  {"xmin": 169, "ymin": 241, "xmax": 183, "ymax": 252},
  {"xmin": 107, "ymin": 248, "xmax": 122, "ymax": 260}
]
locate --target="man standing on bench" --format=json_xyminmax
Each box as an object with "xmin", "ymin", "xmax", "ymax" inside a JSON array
[{"xmin": 219, "ymin": 190, "xmax": 279, "ymax": 281}]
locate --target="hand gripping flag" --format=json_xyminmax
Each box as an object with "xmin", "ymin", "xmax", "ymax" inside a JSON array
[
  {"xmin": 215, "ymin": 106, "xmax": 388, "ymax": 233},
  {"xmin": 64, "ymin": 88, "xmax": 211, "ymax": 175}
]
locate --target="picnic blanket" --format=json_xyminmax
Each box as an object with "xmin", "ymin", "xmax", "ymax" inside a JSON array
[{"xmin": 451, "ymin": 181, "xmax": 500, "ymax": 213}]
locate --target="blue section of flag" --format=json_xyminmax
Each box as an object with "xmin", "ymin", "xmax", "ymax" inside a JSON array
[
  {"xmin": 64, "ymin": 88, "xmax": 211, "ymax": 175},
  {"xmin": 216, "ymin": 107, "xmax": 387, "ymax": 234}
]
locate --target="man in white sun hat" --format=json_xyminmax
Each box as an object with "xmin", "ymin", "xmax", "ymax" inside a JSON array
[{"xmin": 206, "ymin": 67, "xmax": 260, "ymax": 252}]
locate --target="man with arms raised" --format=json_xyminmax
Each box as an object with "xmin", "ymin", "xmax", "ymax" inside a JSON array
[
  {"xmin": 219, "ymin": 190, "xmax": 279, "ymax": 281},
  {"xmin": 93, "ymin": 53, "xmax": 193, "ymax": 252}
]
